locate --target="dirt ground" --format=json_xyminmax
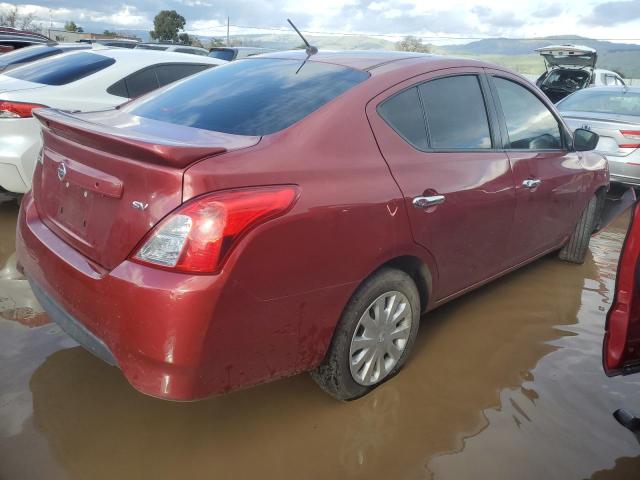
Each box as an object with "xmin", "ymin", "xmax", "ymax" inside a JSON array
[{"xmin": 0, "ymin": 198, "xmax": 639, "ymax": 480}]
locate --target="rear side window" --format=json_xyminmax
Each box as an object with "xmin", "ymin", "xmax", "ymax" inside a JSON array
[
  {"xmin": 127, "ymin": 58, "xmax": 369, "ymax": 135},
  {"xmin": 209, "ymin": 49, "xmax": 235, "ymax": 61},
  {"xmin": 5, "ymin": 52, "xmax": 115, "ymax": 86},
  {"xmin": 420, "ymin": 75, "xmax": 492, "ymax": 149},
  {"xmin": 155, "ymin": 64, "xmax": 210, "ymax": 86},
  {"xmin": 124, "ymin": 67, "xmax": 160, "ymax": 98},
  {"xmin": 494, "ymin": 77, "xmax": 562, "ymax": 150},
  {"xmin": 378, "ymin": 87, "xmax": 428, "ymax": 150}
]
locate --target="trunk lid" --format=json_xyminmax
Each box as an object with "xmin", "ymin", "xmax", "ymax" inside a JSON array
[
  {"xmin": 536, "ymin": 45, "xmax": 597, "ymax": 69},
  {"xmin": 604, "ymin": 200, "xmax": 640, "ymax": 376},
  {"xmin": 32, "ymin": 108, "xmax": 260, "ymax": 270},
  {"xmin": 562, "ymin": 112, "xmax": 640, "ymax": 157}
]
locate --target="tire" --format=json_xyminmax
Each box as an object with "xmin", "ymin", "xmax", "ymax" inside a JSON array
[
  {"xmin": 310, "ymin": 268, "xmax": 421, "ymax": 401},
  {"xmin": 558, "ymin": 195, "xmax": 598, "ymax": 264}
]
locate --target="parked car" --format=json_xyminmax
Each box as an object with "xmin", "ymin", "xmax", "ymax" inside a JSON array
[
  {"xmin": 0, "ymin": 49, "xmax": 225, "ymax": 194},
  {"xmin": 535, "ymin": 45, "xmax": 625, "ymax": 103},
  {"xmin": 16, "ymin": 51, "xmax": 607, "ymax": 402},
  {"xmin": 209, "ymin": 46, "xmax": 275, "ymax": 61},
  {"xmin": 604, "ymin": 199, "xmax": 640, "ymax": 436},
  {"xmin": 0, "ymin": 27, "xmax": 51, "ymax": 51},
  {"xmin": 557, "ymin": 86, "xmax": 640, "ymax": 187},
  {"xmin": 135, "ymin": 42, "xmax": 208, "ymax": 56},
  {"xmin": 0, "ymin": 43, "xmax": 91, "ymax": 72}
]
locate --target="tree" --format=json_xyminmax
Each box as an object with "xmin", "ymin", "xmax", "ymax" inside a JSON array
[
  {"xmin": 0, "ymin": 6, "xmax": 41, "ymax": 33},
  {"xmin": 178, "ymin": 32, "xmax": 190, "ymax": 45},
  {"xmin": 396, "ymin": 36, "xmax": 431, "ymax": 53},
  {"xmin": 149, "ymin": 10, "xmax": 186, "ymax": 42},
  {"xmin": 64, "ymin": 21, "xmax": 83, "ymax": 33},
  {"xmin": 103, "ymin": 29, "xmax": 117, "ymax": 37}
]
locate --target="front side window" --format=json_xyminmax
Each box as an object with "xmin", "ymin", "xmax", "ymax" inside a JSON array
[
  {"xmin": 127, "ymin": 58, "xmax": 369, "ymax": 136},
  {"xmin": 494, "ymin": 77, "xmax": 563, "ymax": 150},
  {"xmin": 419, "ymin": 75, "xmax": 492, "ymax": 149},
  {"xmin": 5, "ymin": 52, "xmax": 115, "ymax": 86},
  {"xmin": 209, "ymin": 49, "xmax": 235, "ymax": 61},
  {"xmin": 377, "ymin": 87, "xmax": 428, "ymax": 150}
]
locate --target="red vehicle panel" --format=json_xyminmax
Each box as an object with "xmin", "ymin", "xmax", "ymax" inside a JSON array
[{"xmin": 17, "ymin": 52, "xmax": 609, "ymax": 400}]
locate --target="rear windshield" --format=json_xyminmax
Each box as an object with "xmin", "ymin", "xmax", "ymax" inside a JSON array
[
  {"xmin": 558, "ymin": 89, "xmax": 640, "ymax": 116},
  {"xmin": 209, "ymin": 49, "xmax": 235, "ymax": 61},
  {"xmin": 127, "ymin": 58, "xmax": 369, "ymax": 136},
  {"xmin": 5, "ymin": 52, "xmax": 115, "ymax": 86},
  {"xmin": 0, "ymin": 45, "xmax": 60, "ymax": 68}
]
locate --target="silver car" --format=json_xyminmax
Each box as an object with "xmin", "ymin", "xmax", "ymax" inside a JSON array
[{"xmin": 557, "ymin": 86, "xmax": 640, "ymax": 186}]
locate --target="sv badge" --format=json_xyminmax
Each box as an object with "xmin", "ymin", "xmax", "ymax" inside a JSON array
[{"xmin": 132, "ymin": 201, "xmax": 149, "ymax": 211}]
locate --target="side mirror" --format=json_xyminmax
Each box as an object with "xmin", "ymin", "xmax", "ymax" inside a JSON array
[{"xmin": 574, "ymin": 128, "xmax": 599, "ymax": 151}]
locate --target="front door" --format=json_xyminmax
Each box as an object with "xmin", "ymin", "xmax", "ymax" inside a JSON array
[
  {"xmin": 487, "ymin": 72, "xmax": 583, "ymax": 261},
  {"xmin": 368, "ymin": 69, "xmax": 516, "ymax": 301}
]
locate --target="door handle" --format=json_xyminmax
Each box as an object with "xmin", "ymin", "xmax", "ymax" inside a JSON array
[
  {"xmin": 412, "ymin": 195, "xmax": 445, "ymax": 209},
  {"xmin": 522, "ymin": 179, "xmax": 541, "ymax": 189}
]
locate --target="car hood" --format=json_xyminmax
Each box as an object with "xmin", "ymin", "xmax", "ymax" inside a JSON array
[{"xmin": 536, "ymin": 45, "xmax": 597, "ymax": 69}]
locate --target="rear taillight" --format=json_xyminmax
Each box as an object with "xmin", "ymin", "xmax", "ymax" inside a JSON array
[
  {"xmin": 0, "ymin": 100, "xmax": 48, "ymax": 118},
  {"xmin": 131, "ymin": 186, "xmax": 299, "ymax": 274},
  {"xmin": 619, "ymin": 130, "xmax": 640, "ymax": 149}
]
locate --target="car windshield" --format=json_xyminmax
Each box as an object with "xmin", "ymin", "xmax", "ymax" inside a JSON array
[
  {"xmin": 4, "ymin": 51, "xmax": 115, "ymax": 86},
  {"xmin": 543, "ymin": 69, "xmax": 590, "ymax": 91},
  {"xmin": 137, "ymin": 44, "xmax": 167, "ymax": 51},
  {"xmin": 558, "ymin": 89, "xmax": 640, "ymax": 116},
  {"xmin": 209, "ymin": 49, "xmax": 235, "ymax": 61},
  {"xmin": 126, "ymin": 58, "xmax": 369, "ymax": 136},
  {"xmin": 0, "ymin": 45, "xmax": 60, "ymax": 68}
]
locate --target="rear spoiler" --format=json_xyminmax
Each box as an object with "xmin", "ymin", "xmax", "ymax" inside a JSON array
[{"xmin": 34, "ymin": 109, "xmax": 247, "ymax": 169}]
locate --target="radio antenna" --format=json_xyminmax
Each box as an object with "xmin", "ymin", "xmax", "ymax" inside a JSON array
[{"xmin": 287, "ymin": 18, "xmax": 318, "ymax": 56}]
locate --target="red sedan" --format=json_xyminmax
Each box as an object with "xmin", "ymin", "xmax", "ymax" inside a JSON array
[{"xmin": 17, "ymin": 51, "xmax": 608, "ymax": 401}]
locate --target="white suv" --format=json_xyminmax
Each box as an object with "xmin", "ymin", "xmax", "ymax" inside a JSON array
[{"xmin": 0, "ymin": 48, "xmax": 224, "ymax": 194}]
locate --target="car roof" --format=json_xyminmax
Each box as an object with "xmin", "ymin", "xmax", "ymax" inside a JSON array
[
  {"xmin": 63, "ymin": 48, "xmax": 224, "ymax": 65},
  {"xmin": 255, "ymin": 49, "xmax": 500, "ymax": 72}
]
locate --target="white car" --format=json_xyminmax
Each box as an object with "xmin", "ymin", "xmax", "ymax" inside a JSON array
[{"xmin": 0, "ymin": 48, "xmax": 225, "ymax": 193}]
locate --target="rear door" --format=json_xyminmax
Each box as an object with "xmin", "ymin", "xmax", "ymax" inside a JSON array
[
  {"xmin": 368, "ymin": 68, "xmax": 516, "ymax": 300},
  {"xmin": 605, "ymin": 201, "xmax": 640, "ymax": 376},
  {"xmin": 487, "ymin": 71, "xmax": 583, "ymax": 262}
]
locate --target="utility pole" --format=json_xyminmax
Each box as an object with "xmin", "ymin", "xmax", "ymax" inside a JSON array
[{"xmin": 226, "ymin": 16, "xmax": 230, "ymax": 47}]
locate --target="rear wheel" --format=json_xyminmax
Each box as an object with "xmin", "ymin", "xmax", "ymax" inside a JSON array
[
  {"xmin": 558, "ymin": 195, "xmax": 599, "ymax": 264},
  {"xmin": 311, "ymin": 268, "xmax": 420, "ymax": 400}
]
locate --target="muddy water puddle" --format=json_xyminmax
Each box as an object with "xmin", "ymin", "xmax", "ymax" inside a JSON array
[{"xmin": 0, "ymin": 199, "xmax": 639, "ymax": 480}]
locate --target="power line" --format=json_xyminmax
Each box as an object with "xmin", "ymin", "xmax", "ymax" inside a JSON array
[{"xmin": 188, "ymin": 22, "xmax": 640, "ymax": 42}]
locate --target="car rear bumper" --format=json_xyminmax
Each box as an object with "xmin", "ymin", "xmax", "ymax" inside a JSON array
[
  {"xmin": 17, "ymin": 192, "xmax": 342, "ymax": 400},
  {"xmin": 606, "ymin": 156, "xmax": 640, "ymax": 187},
  {"xmin": 17, "ymin": 192, "xmax": 237, "ymax": 400},
  {"xmin": 0, "ymin": 117, "xmax": 41, "ymax": 193},
  {"xmin": 29, "ymin": 279, "xmax": 117, "ymax": 366}
]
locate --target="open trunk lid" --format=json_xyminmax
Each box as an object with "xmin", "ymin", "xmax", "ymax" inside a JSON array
[
  {"xmin": 536, "ymin": 45, "xmax": 597, "ymax": 70},
  {"xmin": 604, "ymin": 200, "xmax": 640, "ymax": 376},
  {"xmin": 32, "ymin": 108, "xmax": 260, "ymax": 270}
]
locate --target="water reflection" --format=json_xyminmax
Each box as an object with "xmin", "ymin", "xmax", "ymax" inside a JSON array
[{"xmin": 0, "ymin": 202, "xmax": 639, "ymax": 479}]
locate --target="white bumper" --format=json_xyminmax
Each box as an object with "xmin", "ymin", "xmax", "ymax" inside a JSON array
[{"xmin": 0, "ymin": 117, "xmax": 41, "ymax": 194}]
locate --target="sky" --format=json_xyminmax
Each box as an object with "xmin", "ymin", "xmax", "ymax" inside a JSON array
[{"xmin": 5, "ymin": 0, "xmax": 640, "ymax": 44}]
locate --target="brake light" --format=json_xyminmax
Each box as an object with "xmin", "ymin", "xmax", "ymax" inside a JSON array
[
  {"xmin": 131, "ymin": 186, "xmax": 299, "ymax": 274},
  {"xmin": 619, "ymin": 130, "xmax": 640, "ymax": 149},
  {"xmin": 0, "ymin": 100, "xmax": 48, "ymax": 118}
]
